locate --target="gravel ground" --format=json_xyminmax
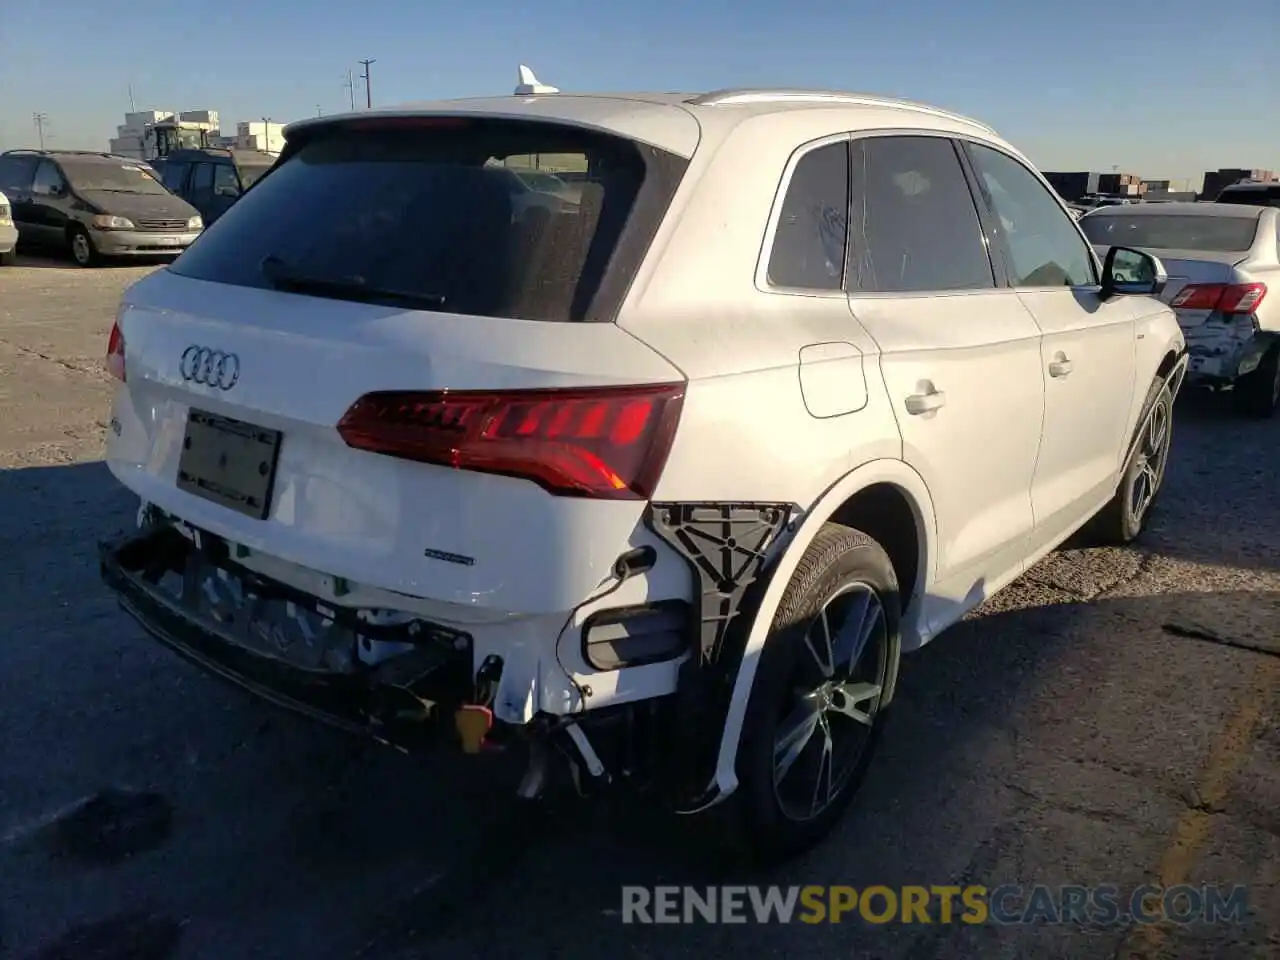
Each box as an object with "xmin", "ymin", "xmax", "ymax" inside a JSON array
[{"xmin": 1, "ymin": 253, "xmax": 1277, "ymax": 960}]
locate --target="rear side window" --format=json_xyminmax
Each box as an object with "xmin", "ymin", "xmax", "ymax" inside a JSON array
[
  {"xmin": 847, "ymin": 136, "xmax": 994, "ymax": 293},
  {"xmin": 170, "ymin": 119, "xmax": 679, "ymax": 322},
  {"xmin": 767, "ymin": 142, "xmax": 849, "ymax": 290},
  {"xmin": 0, "ymin": 155, "xmax": 38, "ymax": 194},
  {"xmin": 1079, "ymin": 214, "xmax": 1259, "ymax": 253}
]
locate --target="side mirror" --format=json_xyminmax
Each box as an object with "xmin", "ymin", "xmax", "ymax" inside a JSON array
[{"xmin": 1100, "ymin": 245, "xmax": 1167, "ymax": 299}]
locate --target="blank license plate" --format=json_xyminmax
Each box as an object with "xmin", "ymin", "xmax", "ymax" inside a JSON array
[{"xmin": 176, "ymin": 409, "xmax": 282, "ymax": 520}]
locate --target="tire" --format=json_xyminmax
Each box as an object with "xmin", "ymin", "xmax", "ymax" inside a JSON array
[
  {"xmin": 0, "ymin": 249, "xmax": 14, "ymax": 266},
  {"xmin": 68, "ymin": 226, "xmax": 99, "ymax": 267},
  {"xmin": 1085, "ymin": 378, "xmax": 1174, "ymax": 545},
  {"xmin": 711, "ymin": 523, "xmax": 902, "ymax": 866},
  {"xmin": 1233, "ymin": 345, "xmax": 1280, "ymax": 419}
]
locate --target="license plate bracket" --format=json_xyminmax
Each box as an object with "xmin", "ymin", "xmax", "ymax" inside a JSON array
[{"xmin": 177, "ymin": 409, "xmax": 282, "ymax": 520}]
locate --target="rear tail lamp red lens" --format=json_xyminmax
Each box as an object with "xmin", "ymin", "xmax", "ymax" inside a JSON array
[
  {"xmin": 1169, "ymin": 282, "xmax": 1266, "ymax": 314},
  {"xmin": 105, "ymin": 320, "xmax": 126, "ymax": 382},
  {"xmin": 336, "ymin": 383, "xmax": 686, "ymax": 499}
]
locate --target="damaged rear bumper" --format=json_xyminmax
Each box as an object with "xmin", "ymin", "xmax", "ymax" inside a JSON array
[{"xmin": 99, "ymin": 524, "xmax": 479, "ymax": 751}]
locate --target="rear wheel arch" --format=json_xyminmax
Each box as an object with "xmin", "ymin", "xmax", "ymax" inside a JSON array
[{"xmin": 705, "ymin": 458, "xmax": 936, "ymax": 802}]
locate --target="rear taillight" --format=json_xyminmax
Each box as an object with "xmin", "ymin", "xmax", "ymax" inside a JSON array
[
  {"xmin": 105, "ymin": 321, "xmax": 126, "ymax": 382},
  {"xmin": 336, "ymin": 383, "xmax": 686, "ymax": 499},
  {"xmin": 1169, "ymin": 282, "xmax": 1267, "ymax": 314}
]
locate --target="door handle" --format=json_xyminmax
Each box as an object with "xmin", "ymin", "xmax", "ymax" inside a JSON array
[
  {"xmin": 1049, "ymin": 357, "xmax": 1073, "ymax": 378},
  {"xmin": 905, "ymin": 389, "xmax": 946, "ymax": 415}
]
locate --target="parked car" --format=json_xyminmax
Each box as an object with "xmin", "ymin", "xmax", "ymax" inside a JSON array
[
  {"xmin": 1080, "ymin": 202, "xmax": 1279, "ymax": 416},
  {"xmin": 98, "ymin": 82, "xmax": 1186, "ymax": 864},
  {"xmin": 154, "ymin": 147, "xmax": 277, "ymax": 225},
  {"xmin": 0, "ymin": 190, "xmax": 16, "ymax": 264},
  {"xmin": 0, "ymin": 149, "xmax": 203, "ymax": 266},
  {"xmin": 1214, "ymin": 181, "xmax": 1280, "ymax": 208}
]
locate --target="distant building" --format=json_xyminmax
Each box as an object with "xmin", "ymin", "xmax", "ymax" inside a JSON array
[
  {"xmin": 1043, "ymin": 170, "xmax": 1147, "ymax": 201},
  {"xmin": 1201, "ymin": 168, "xmax": 1277, "ymax": 200},
  {"xmin": 234, "ymin": 120, "xmax": 285, "ymax": 155},
  {"xmin": 106, "ymin": 109, "xmax": 284, "ymax": 160},
  {"xmin": 1043, "ymin": 171, "xmax": 1101, "ymax": 202},
  {"xmin": 1096, "ymin": 172, "xmax": 1144, "ymax": 197},
  {"xmin": 109, "ymin": 109, "xmax": 220, "ymax": 159}
]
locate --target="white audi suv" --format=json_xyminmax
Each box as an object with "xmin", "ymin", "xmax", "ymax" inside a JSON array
[{"xmin": 99, "ymin": 74, "xmax": 1187, "ymax": 863}]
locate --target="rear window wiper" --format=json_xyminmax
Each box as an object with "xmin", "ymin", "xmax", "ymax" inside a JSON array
[{"xmin": 259, "ymin": 255, "xmax": 448, "ymax": 309}]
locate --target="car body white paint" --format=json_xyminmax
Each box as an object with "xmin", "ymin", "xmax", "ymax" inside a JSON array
[{"xmin": 103, "ymin": 87, "xmax": 1186, "ymax": 804}]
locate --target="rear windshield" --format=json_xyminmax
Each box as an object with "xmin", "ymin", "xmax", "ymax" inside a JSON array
[
  {"xmin": 169, "ymin": 119, "xmax": 663, "ymax": 322},
  {"xmin": 1215, "ymin": 186, "xmax": 1280, "ymax": 207},
  {"xmin": 64, "ymin": 161, "xmax": 170, "ymax": 195},
  {"xmin": 1079, "ymin": 214, "xmax": 1259, "ymax": 252}
]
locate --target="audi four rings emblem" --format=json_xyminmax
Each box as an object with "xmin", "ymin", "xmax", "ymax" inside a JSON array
[{"xmin": 180, "ymin": 346, "xmax": 240, "ymax": 390}]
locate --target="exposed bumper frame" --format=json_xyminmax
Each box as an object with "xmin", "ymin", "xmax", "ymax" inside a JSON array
[{"xmin": 99, "ymin": 526, "xmax": 474, "ymax": 751}]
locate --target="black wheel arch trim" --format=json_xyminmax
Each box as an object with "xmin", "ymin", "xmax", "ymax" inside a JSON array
[{"xmin": 643, "ymin": 501, "xmax": 795, "ymax": 810}]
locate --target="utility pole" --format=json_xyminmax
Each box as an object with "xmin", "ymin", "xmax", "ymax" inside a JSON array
[
  {"xmin": 343, "ymin": 70, "xmax": 356, "ymax": 110},
  {"xmin": 316, "ymin": 104, "xmax": 323, "ymax": 117},
  {"xmin": 32, "ymin": 113, "xmax": 48, "ymax": 150},
  {"xmin": 359, "ymin": 58, "xmax": 376, "ymax": 109}
]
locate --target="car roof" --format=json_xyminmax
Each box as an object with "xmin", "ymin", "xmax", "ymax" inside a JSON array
[
  {"xmin": 283, "ymin": 88, "xmax": 1006, "ymax": 161},
  {"xmin": 2, "ymin": 149, "xmax": 146, "ymax": 165},
  {"xmin": 1218, "ymin": 182, "xmax": 1278, "ymax": 192},
  {"xmin": 166, "ymin": 148, "xmax": 276, "ymax": 163},
  {"xmin": 1084, "ymin": 201, "xmax": 1264, "ymax": 219}
]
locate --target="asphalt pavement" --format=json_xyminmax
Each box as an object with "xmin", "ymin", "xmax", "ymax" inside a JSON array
[{"xmin": 1, "ymin": 254, "xmax": 1277, "ymax": 960}]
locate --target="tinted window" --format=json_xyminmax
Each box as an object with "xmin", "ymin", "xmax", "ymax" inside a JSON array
[
  {"xmin": 0, "ymin": 155, "xmax": 38, "ymax": 193},
  {"xmin": 31, "ymin": 160, "xmax": 64, "ymax": 194},
  {"xmin": 190, "ymin": 163, "xmax": 215, "ymax": 194},
  {"xmin": 161, "ymin": 161, "xmax": 189, "ymax": 192},
  {"xmin": 213, "ymin": 164, "xmax": 240, "ymax": 196},
  {"xmin": 847, "ymin": 136, "xmax": 993, "ymax": 293},
  {"xmin": 1079, "ymin": 214, "xmax": 1259, "ymax": 253},
  {"xmin": 1216, "ymin": 186, "xmax": 1280, "ymax": 208},
  {"xmin": 967, "ymin": 144, "xmax": 1096, "ymax": 287},
  {"xmin": 767, "ymin": 141, "xmax": 849, "ymax": 290},
  {"xmin": 169, "ymin": 119, "xmax": 664, "ymax": 323}
]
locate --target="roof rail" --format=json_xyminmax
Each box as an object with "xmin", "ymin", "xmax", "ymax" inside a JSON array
[
  {"xmin": 2, "ymin": 148, "xmax": 140, "ymax": 160},
  {"xmin": 686, "ymin": 88, "xmax": 996, "ymax": 133}
]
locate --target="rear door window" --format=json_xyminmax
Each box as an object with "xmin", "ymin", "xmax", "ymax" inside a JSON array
[
  {"xmin": 31, "ymin": 160, "xmax": 65, "ymax": 196},
  {"xmin": 170, "ymin": 118, "xmax": 679, "ymax": 322},
  {"xmin": 847, "ymin": 135, "xmax": 995, "ymax": 293}
]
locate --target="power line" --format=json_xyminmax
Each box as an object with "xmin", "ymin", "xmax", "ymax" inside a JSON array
[
  {"xmin": 32, "ymin": 112, "xmax": 48, "ymax": 150},
  {"xmin": 358, "ymin": 58, "xmax": 376, "ymax": 109}
]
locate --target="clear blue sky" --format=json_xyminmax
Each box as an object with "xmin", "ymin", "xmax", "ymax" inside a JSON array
[{"xmin": 1, "ymin": 0, "xmax": 1276, "ymax": 187}]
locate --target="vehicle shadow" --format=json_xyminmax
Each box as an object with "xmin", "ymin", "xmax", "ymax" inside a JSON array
[
  {"xmin": 1, "ymin": 460, "xmax": 1276, "ymax": 960},
  {"xmin": 11, "ymin": 251, "xmax": 173, "ymax": 270}
]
